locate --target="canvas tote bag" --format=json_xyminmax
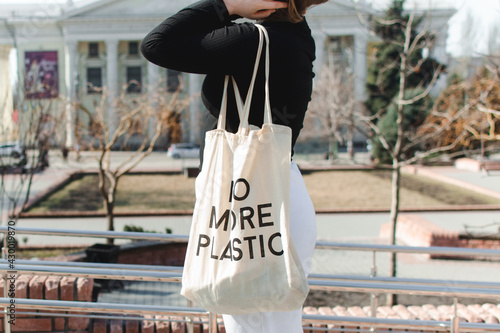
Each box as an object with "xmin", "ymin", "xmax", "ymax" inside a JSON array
[{"xmin": 180, "ymin": 24, "xmax": 309, "ymax": 315}]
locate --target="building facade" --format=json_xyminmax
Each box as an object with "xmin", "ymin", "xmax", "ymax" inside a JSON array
[{"xmin": 0, "ymin": 0, "xmax": 455, "ymax": 148}]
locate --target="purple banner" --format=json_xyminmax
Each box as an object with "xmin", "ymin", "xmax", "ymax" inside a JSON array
[{"xmin": 25, "ymin": 51, "xmax": 59, "ymax": 99}]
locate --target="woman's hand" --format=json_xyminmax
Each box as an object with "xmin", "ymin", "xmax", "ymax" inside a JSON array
[{"xmin": 223, "ymin": 0, "xmax": 287, "ymax": 19}]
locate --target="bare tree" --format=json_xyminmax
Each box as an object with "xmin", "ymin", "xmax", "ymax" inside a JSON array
[
  {"xmin": 307, "ymin": 60, "xmax": 358, "ymax": 161},
  {"xmin": 0, "ymin": 97, "xmax": 65, "ymax": 225},
  {"xmin": 354, "ymin": 1, "xmax": 454, "ymax": 305},
  {"xmin": 76, "ymin": 82, "xmax": 191, "ymax": 244},
  {"xmin": 418, "ymin": 62, "xmax": 500, "ymax": 158}
]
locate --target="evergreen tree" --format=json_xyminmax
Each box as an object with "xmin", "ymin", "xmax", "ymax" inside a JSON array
[
  {"xmin": 372, "ymin": 88, "xmax": 433, "ymax": 164},
  {"xmin": 359, "ymin": 1, "xmax": 446, "ymax": 302},
  {"xmin": 365, "ymin": 0, "xmax": 442, "ymax": 119}
]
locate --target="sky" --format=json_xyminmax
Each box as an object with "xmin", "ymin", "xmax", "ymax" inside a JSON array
[{"xmin": 367, "ymin": 0, "xmax": 500, "ymax": 56}]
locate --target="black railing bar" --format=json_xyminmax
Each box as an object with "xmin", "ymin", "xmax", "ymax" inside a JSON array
[
  {"xmin": 0, "ymin": 264, "xmax": 182, "ymax": 282},
  {"xmin": 302, "ymin": 329, "xmax": 369, "ymax": 333},
  {"xmin": 295, "ymin": 314, "xmax": 451, "ymax": 331},
  {"xmin": 308, "ymin": 279, "xmax": 500, "ymax": 299},
  {"xmin": 379, "ymin": 330, "xmax": 437, "ymax": 333},
  {"xmin": 302, "ymin": 313, "xmax": 500, "ymax": 332},
  {"xmin": 450, "ymin": 321, "xmax": 500, "ymax": 332},
  {"xmin": 301, "ymin": 328, "xmax": 388, "ymax": 333},
  {"xmin": 4, "ymin": 299, "xmax": 500, "ymax": 333},
  {"xmin": 13, "ymin": 311, "xmax": 206, "ymax": 324},
  {"xmin": 309, "ymin": 273, "xmax": 500, "ymax": 289},
  {"xmin": 301, "ymin": 328, "xmax": 436, "ymax": 333},
  {"xmin": 3, "ymin": 263, "xmax": 500, "ymax": 300},
  {"xmin": 1, "ymin": 259, "xmax": 183, "ymax": 272},
  {"xmin": 315, "ymin": 241, "xmax": 500, "ymax": 257},
  {"xmin": 0, "ymin": 226, "xmax": 189, "ymax": 242},
  {"xmin": 0, "ymin": 298, "xmax": 206, "ymax": 316}
]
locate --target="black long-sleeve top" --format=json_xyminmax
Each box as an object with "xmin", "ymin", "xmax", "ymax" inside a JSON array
[{"xmin": 140, "ymin": 0, "xmax": 316, "ymax": 160}]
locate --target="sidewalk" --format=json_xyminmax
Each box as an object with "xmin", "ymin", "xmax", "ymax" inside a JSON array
[{"xmin": 406, "ymin": 165, "xmax": 500, "ymax": 200}]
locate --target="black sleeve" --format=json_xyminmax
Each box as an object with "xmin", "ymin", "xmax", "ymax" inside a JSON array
[{"xmin": 140, "ymin": 0, "xmax": 260, "ymax": 75}]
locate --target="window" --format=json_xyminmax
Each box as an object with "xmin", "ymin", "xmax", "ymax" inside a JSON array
[
  {"xmin": 328, "ymin": 37, "xmax": 341, "ymax": 53},
  {"xmin": 167, "ymin": 69, "xmax": 182, "ymax": 92},
  {"xmin": 88, "ymin": 42, "xmax": 99, "ymax": 57},
  {"xmin": 126, "ymin": 66, "xmax": 142, "ymax": 93},
  {"xmin": 87, "ymin": 67, "xmax": 102, "ymax": 93},
  {"xmin": 326, "ymin": 35, "xmax": 354, "ymax": 71},
  {"xmin": 128, "ymin": 41, "xmax": 139, "ymax": 56}
]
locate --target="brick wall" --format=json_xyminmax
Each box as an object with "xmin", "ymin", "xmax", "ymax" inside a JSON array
[
  {"xmin": 0, "ymin": 241, "xmax": 189, "ymax": 333},
  {"xmin": 0, "ymin": 276, "xmax": 93, "ymax": 332},
  {"xmin": 116, "ymin": 241, "xmax": 187, "ymax": 267},
  {"xmin": 380, "ymin": 214, "xmax": 500, "ymax": 259}
]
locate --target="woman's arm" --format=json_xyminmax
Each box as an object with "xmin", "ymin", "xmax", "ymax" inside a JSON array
[{"xmin": 140, "ymin": 0, "xmax": 286, "ymax": 75}]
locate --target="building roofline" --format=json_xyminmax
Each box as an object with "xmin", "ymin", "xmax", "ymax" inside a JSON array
[{"xmin": 58, "ymin": 0, "xmax": 120, "ymax": 21}]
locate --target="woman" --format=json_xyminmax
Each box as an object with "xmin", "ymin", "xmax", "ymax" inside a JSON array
[{"xmin": 141, "ymin": 0, "xmax": 327, "ymax": 331}]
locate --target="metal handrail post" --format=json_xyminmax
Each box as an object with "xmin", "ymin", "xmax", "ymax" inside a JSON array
[
  {"xmin": 187, "ymin": 300, "xmax": 194, "ymax": 333},
  {"xmin": 209, "ymin": 312, "xmax": 217, "ymax": 333},
  {"xmin": 186, "ymin": 318, "xmax": 194, "ymax": 333},
  {"xmin": 2, "ymin": 227, "xmax": 11, "ymax": 333},
  {"xmin": 370, "ymin": 250, "xmax": 378, "ymax": 332},
  {"xmin": 451, "ymin": 297, "xmax": 460, "ymax": 333},
  {"xmin": 2, "ymin": 272, "xmax": 9, "ymax": 333},
  {"xmin": 370, "ymin": 250, "xmax": 378, "ymax": 316}
]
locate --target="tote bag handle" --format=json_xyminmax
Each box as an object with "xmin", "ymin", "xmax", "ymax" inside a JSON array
[{"xmin": 217, "ymin": 24, "xmax": 271, "ymax": 132}]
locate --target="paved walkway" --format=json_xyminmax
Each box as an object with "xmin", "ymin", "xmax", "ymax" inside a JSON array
[
  {"xmin": 440, "ymin": 167, "xmax": 500, "ymax": 194},
  {"xmin": 4, "ymin": 151, "xmax": 500, "ymax": 306}
]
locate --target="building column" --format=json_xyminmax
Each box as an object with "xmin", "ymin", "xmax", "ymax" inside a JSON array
[
  {"xmin": 312, "ymin": 32, "xmax": 327, "ymax": 76},
  {"xmin": 64, "ymin": 40, "xmax": 78, "ymax": 148},
  {"xmin": 0, "ymin": 45, "xmax": 14, "ymax": 142},
  {"xmin": 188, "ymin": 73, "xmax": 203, "ymax": 143},
  {"xmin": 147, "ymin": 61, "xmax": 160, "ymax": 141},
  {"xmin": 353, "ymin": 33, "xmax": 368, "ymax": 102},
  {"xmin": 105, "ymin": 39, "xmax": 119, "ymax": 135},
  {"xmin": 430, "ymin": 25, "xmax": 449, "ymax": 95},
  {"xmin": 147, "ymin": 60, "xmax": 160, "ymax": 91}
]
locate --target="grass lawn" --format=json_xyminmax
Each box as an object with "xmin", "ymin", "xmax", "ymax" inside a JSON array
[
  {"xmin": 303, "ymin": 170, "xmax": 500, "ymax": 209},
  {"xmin": 29, "ymin": 174, "xmax": 196, "ymax": 212},
  {"xmin": 28, "ymin": 170, "xmax": 500, "ymax": 213}
]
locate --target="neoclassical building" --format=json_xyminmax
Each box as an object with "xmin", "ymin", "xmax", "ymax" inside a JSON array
[{"xmin": 0, "ymin": 0, "xmax": 455, "ymax": 147}]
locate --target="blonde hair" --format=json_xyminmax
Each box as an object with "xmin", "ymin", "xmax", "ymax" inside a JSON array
[{"xmin": 266, "ymin": 0, "xmax": 329, "ymax": 23}]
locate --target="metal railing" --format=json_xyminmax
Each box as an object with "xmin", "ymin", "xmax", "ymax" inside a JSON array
[{"xmin": 1, "ymin": 226, "xmax": 500, "ymax": 333}]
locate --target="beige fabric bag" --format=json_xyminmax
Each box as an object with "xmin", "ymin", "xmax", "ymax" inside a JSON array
[{"xmin": 181, "ymin": 24, "xmax": 308, "ymax": 315}]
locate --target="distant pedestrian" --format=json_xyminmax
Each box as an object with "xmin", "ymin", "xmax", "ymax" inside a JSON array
[{"xmin": 61, "ymin": 146, "xmax": 69, "ymax": 161}]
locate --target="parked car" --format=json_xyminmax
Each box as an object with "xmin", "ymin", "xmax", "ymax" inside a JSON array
[
  {"xmin": 0, "ymin": 141, "xmax": 24, "ymax": 158},
  {"xmin": 167, "ymin": 143, "xmax": 200, "ymax": 159}
]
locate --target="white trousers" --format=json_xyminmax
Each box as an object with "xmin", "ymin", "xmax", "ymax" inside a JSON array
[{"xmin": 222, "ymin": 162, "xmax": 317, "ymax": 333}]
